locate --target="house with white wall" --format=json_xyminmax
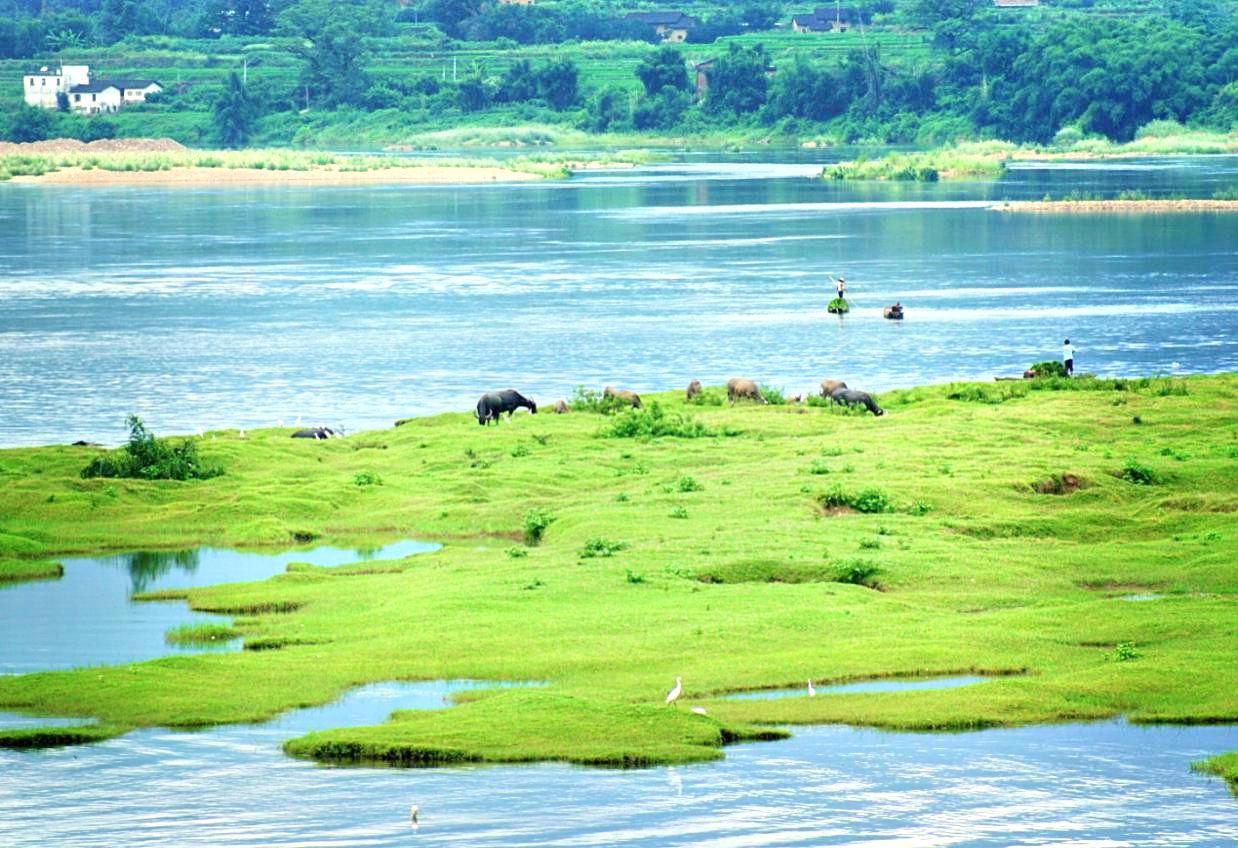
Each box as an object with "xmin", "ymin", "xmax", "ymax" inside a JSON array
[{"xmin": 22, "ymin": 65, "xmax": 161, "ymax": 115}]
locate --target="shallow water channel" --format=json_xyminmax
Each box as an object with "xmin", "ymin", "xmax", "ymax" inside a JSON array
[
  {"xmin": 0, "ymin": 539, "xmax": 438, "ymax": 674},
  {"xmin": 0, "ymin": 679, "xmax": 1234, "ymax": 847}
]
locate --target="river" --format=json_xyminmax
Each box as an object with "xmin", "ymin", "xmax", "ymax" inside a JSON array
[{"xmin": 0, "ymin": 154, "xmax": 1235, "ymax": 446}]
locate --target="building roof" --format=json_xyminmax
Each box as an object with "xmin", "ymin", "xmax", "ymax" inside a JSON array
[
  {"xmin": 69, "ymin": 81, "xmax": 121, "ymax": 94},
  {"xmin": 794, "ymin": 7, "xmax": 859, "ymax": 27},
  {"xmin": 109, "ymin": 79, "xmax": 160, "ymax": 90}
]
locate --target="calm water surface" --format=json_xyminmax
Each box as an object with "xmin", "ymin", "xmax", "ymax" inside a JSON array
[
  {"xmin": 0, "ymin": 540, "xmax": 437, "ymax": 673},
  {"xmin": 0, "ymin": 681, "xmax": 1234, "ymax": 847},
  {"xmin": 1, "ymin": 155, "xmax": 1235, "ymax": 445}
]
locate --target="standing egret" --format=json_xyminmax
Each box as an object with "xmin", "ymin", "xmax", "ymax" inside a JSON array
[
  {"xmin": 665, "ymin": 676, "xmax": 682, "ymax": 706},
  {"xmin": 410, "ymin": 804, "xmax": 419, "ymax": 825},
  {"xmin": 807, "ymin": 679, "xmax": 816, "ymax": 697},
  {"xmin": 238, "ymin": 429, "xmax": 246, "ymax": 440}
]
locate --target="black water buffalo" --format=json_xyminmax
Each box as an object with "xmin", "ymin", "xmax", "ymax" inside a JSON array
[
  {"xmin": 830, "ymin": 388, "xmax": 884, "ymax": 416},
  {"xmin": 476, "ymin": 389, "xmax": 537, "ymax": 425},
  {"xmin": 291, "ymin": 427, "xmax": 340, "ymax": 439}
]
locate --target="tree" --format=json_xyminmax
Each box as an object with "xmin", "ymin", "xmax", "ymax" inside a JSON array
[
  {"xmin": 636, "ymin": 47, "xmax": 690, "ymax": 97},
  {"xmin": 201, "ymin": 0, "xmax": 275, "ymax": 37},
  {"xmin": 99, "ymin": 0, "xmax": 155, "ymax": 44},
  {"xmin": 498, "ymin": 59, "xmax": 538, "ymax": 102},
  {"xmin": 298, "ymin": 21, "xmax": 371, "ymax": 108},
  {"xmin": 4, "ymin": 105, "xmax": 52, "ymax": 143},
  {"xmin": 536, "ymin": 59, "xmax": 579, "ymax": 110},
  {"xmin": 456, "ymin": 75, "xmax": 491, "ymax": 112},
  {"xmin": 214, "ymin": 71, "xmax": 254, "ymax": 147},
  {"xmin": 584, "ymin": 87, "xmax": 631, "ymax": 133},
  {"xmin": 634, "ymin": 85, "xmax": 693, "ymax": 129},
  {"xmin": 704, "ymin": 44, "xmax": 769, "ymax": 115}
]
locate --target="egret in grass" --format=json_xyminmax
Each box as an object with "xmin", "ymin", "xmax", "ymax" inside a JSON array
[
  {"xmin": 238, "ymin": 429, "xmax": 246, "ymax": 440},
  {"xmin": 690, "ymin": 706, "xmax": 707, "ymax": 716},
  {"xmin": 807, "ymin": 679, "xmax": 816, "ymax": 697},
  {"xmin": 665, "ymin": 677, "xmax": 682, "ymax": 706}
]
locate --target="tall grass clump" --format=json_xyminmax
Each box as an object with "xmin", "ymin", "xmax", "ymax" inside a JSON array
[
  {"xmin": 81, "ymin": 415, "xmax": 222, "ymax": 481},
  {"xmin": 606, "ymin": 403, "xmax": 712, "ymax": 439},
  {"xmin": 819, "ymin": 486, "xmax": 892, "ymax": 513},
  {"xmin": 1120, "ymin": 460, "xmax": 1161, "ymax": 486},
  {"xmin": 570, "ymin": 386, "xmax": 629, "ymax": 414},
  {"xmin": 522, "ymin": 508, "xmax": 556, "ymax": 546}
]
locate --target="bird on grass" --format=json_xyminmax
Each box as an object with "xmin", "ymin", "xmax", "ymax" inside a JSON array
[
  {"xmin": 665, "ymin": 676, "xmax": 682, "ymax": 706},
  {"xmin": 807, "ymin": 679, "xmax": 816, "ymax": 697},
  {"xmin": 690, "ymin": 706, "xmax": 708, "ymax": 716},
  {"xmin": 238, "ymin": 429, "xmax": 246, "ymax": 440}
]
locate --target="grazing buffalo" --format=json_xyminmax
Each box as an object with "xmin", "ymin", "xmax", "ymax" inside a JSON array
[
  {"xmin": 820, "ymin": 379, "xmax": 847, "ymax": 398},
  {"xmin": 476, "ymin": 389, "xmax": 537, "ymax": 425},
  {"xmin": 685, "ymin": 380, "xmax": 702, "ymax": 402},
  {"xmin": 830, "ymin": 388, "xmax": 884, "ymax": 416},
  {"xmin": 291, "ymin": 427, "xmax": 340, "ymax": 439},
  {"xmin": 553, "ymin": 399, "xmax": 570, "ymax": 414},
  {"xmin": 727, "ymin": 378, "xmax": 767, "ymax": 405},
  {"xmin": 786, "ymin": 394, "xmax": 802, "ymax": 404},
  {"xmin": 604, "ymin": 386, "xmax": 643, "ymax": 408}
]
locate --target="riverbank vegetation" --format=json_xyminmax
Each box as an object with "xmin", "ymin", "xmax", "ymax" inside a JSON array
[
  {"xmin": 1, "ymin": 1, "xmax": 1234, "ymax": 150},
  {"xmin": 0, "ymin": 558, "xmax": 62, "ymax": 583},
  {"xmin": 0, "ymin": 375, "xmax": 1234, "ymax": 772}
]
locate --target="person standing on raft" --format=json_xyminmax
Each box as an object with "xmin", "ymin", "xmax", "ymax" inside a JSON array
[{"xmin": 830, "ymin": 275, "xmax": 847, "ymax": 301}]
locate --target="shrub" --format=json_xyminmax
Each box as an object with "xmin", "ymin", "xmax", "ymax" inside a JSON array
[
  {"xmin": 506, "ymin": 546, "xmax": 528, "ymax": 558},
  {"xmin": 669, "ymin": 505, "xmax": 689, "ymax": 519},
  {"xmin": 1112, "ymin": 641, "xmax": 1140, "ymax": 661},
  {"xmin": 808, "ymin": 460, "xmax": 830, "ymax": 475},
  {"xmin": 859, "ymin": 538, "xmax": 882, "ymax": 550},
  {"xmin": 353, "ymin": 471, "xmax": 382, "ymax": 487},
  {"xmin": 1028, "ymin": 360, "xmax": 1067, "ymax": 378},
  {"xmin": 81, "ymin": 415, "xmax": 222, "ymax": 481},
  {"xmin": 606, "ymin": 403, "xmax": 713, "ymax": 439},
  {"xmin": 625, "ymin": 569, "xmax": 646, "ymax": 584},
  {"xmin": 1121, "ymin": 460, "xmax": 1161, "ymax": 485},
  {"xmin": 831, "ymin": 559, "xmax": 881, "ymax": 587},
  {"xmin": 947, "ymin": 383, "xmax": 1027, "ymax": 404},
  {"xmin": 685, "ymin": 387, "xmax": 724, "ymax": 406},
  {"xmin": 580, "ymin": 537, "xmax": 627, "ymax": 558},
  {"xmin": 569, "ymin": 385, "xmax": 629, "ymax": 414},
  {"xmin": 522, "ymin": 508, "xmax": 556, "ymax": 545},
  {"xmin": 676, "ymin": 475, "xmax": 703, "ymax": 492},
  {"xmin": 819, "ymin": 486, "xmax": 891, "ymax": 514},
  {"xmin": 510, "ymin": 444, "xmax": 530, "ymax": 458},
  {"xmin": 759, "ymin": 385, "xmax": 786, "ymax": 405}
]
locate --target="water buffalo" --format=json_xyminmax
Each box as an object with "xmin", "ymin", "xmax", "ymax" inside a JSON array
[
  {"xmin": 291, "ymin": 427, "xmax": 340, "ymax": 439},
  {"xmin": 786, "ymin": 394, "xmax": 802, "ymax": 404},
  {"xmin": 476, "ymin": 389, "xmax": 537, "ymax": 425},
  {"xmin": 604, "ymin": 386, "xmax": 642, "ymax": 408},
  {"xmin": 553, "ymin": 399, "xmax": 570, "ymax": 414},
  {"xmin": 830, "ymin": 388, "xmax": 884, "ymax": 416},
  {"xmin": 685, "ymin": 380, "xmax": 702, "ymax": 402},
  {"xmin": 727, "ymin": 378, "xmax": 766, "ymax": 405},
  {"xmin": 820, "ymin": 379, "xmax": 847, "ymax": 398}
]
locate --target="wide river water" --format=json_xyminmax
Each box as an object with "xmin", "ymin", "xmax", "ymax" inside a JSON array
[
  {"xmin": 1, "ymin": 154, "xmax": 1235, "ymax": 843},
  {"xmin": 0, "ymin": 153, "xmax": 1235, "ymax": 445}
]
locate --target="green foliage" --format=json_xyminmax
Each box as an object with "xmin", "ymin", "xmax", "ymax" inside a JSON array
[
  {"xmin": 1029, "ymin": 361, "xmax": 1068, "ymax": 378},
  {"xmin": 570, "ymin": 385, "xmax": 628, "ymax": 415},
  {"xmin": 831, "ymin": 559, "xmax": 882, "ymax": 588},
  {"xmin": 164, "ymin": 623, "xmax": 240, "ymax": 645},
  {"xmin": 606, "ymin": 403, "xmax": 712, "ymax": 439},
  {"xmin": 81, "ymin": 416, "xmax": 222, "ymax": 482},
  {"xmin": 213, "ymin": 71, "xmax": 255, "ymax": 148},
  {"xmin": 676, "ymin": 475, "xmax": 703, "ymax": 493},
  {"xmin": 820, "ymin": 486, "xmax": 892, "ymax": 514},
  {"xmin": 1120, "ymin": 460, "xmax": 1161, "ymax": 486},
  {"xmin": 522, "ymin": 508, "xmax": 555, "ymax": 546},
  {"xmin": 624, "ymin": 569, "xmax": 646, "ymax": 584},
  {"xmin": 705, "ymin": 44, "xmax": 770, "ymax": 115},
  {"xmin": 580, "ymin": 537, "xmax": 626, "ymax": 559},
  {"xmin": 352, "ymin": 471, "xmax": 382, "ymax": 487},
  {"xmin": 947, "ymin": 383, "xmax": 1028, "ymax": 404},
  {"xmin": 1112, "ymin": 642, "xmax": 1141, "ymax": 662},
  {"xmin": 668, "ymin": 505, "xmax": 689, "ymax": 519},
  {"xmin": 506, "ymin": 546, "xmax": 528, "ymax": 559},
  {"xmin": 636, "ymin": 47, "xmax": 691, "ymax": 97},
  {"xmin": 826, "ymin": 297, "xmax": 850, "ymax": 314}
]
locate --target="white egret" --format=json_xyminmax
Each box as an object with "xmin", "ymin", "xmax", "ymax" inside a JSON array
[
  {"xmin": 665, "ymin": 676, "xmax": 682, "ymax": 706},
  {"xmin": 239, "ymin": 430, "xmax": 246, "ymax": 440},
  {"xmin": 690, "ymin": 706, "xmax": 707, "ymax": 716},
  {"xmin": 410, "ymin": 804, "xmax": 419, "ymax": 825},
  {"xmin": 807, "ymin": 679, "xmax": 816, "ymax": 697}
]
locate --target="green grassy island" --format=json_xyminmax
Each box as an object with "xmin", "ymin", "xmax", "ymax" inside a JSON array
[{"xmin": 0, "ymin": 375, "xmax": 1234, "ymax": 770}]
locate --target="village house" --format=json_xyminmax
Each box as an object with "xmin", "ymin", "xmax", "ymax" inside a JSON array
[
  {"xmin": 791, "ymin": 7, "xmax": 859, "ymax": 33},
  {"xmin": 22, "ymin": 65, "xmax": 161, "ymax": 115},
  {"xmin": 624, "ymin": 11, "xmax": 700, "ymax": 43}
]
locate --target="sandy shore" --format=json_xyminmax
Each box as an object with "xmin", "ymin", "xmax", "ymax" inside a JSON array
[
  {"xmin": 991, "ymin": 199, "xmax": 1238, "ymax": 213},
  {"xmin": 10, "ymin": 164, "xmax": 544, "ymax": 187}
]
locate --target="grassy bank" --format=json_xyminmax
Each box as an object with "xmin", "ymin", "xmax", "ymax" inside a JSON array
[
  {"xmin": 0, "ymin": 145, "xmax": 599, "ymax": 184},
  {"xmin": 1195, "ymin": 753, "xmax": 1238, "ymax": 794},
  {"xmin": 823, "ymin": 130, "xmax": 1238, "ymax": 182},
  {"xmin": 0, "ymin": 558, "xmax": 63, "ymax": 583},
  {"xmin": 0, "ymin": 375, "xmax": 1234, "ymax": 769}
]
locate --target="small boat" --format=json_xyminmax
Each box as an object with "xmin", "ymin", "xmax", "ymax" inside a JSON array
[{"xmin": 883, "ymin": 304, "xmax": 904, "ymax": 320}]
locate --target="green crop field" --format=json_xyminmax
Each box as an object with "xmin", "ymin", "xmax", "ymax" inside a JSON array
[{"xmin": 0, "ymin": 374, "xmax": 1234, "ymax": 780}]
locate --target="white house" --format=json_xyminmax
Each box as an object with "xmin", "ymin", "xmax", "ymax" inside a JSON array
[
  {"xmin": 21, "ymin": 65, "xmax": 161, "ymax": 115},
  {"xmin": 23, "ymin": 65, "xmax": 90, "ymax": 109}
]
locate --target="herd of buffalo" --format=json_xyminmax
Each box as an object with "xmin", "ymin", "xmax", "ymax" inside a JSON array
[{"xmin": 474, "ymin": 378, "xmax": 883, "ymax": 425}]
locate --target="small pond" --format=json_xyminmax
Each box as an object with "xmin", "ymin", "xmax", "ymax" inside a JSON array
[
  {"xmin": 723, "ymin": 675, "xmax": 992, "ymax": 700},
  {"xmin": 0, "ymin": 539, "xmax": 438, "ymax": 674}
]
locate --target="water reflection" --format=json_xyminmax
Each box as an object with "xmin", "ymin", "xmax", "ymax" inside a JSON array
[{"xmin": 0, "ymin": 539, "xmax": 438, "ymax": 673}]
